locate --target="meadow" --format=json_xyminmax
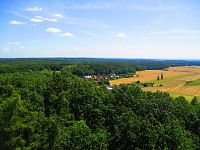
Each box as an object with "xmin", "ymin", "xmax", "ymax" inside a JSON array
[{"xmin": 110, "ymin": 66, "xmax": 200, "ymax": 100}]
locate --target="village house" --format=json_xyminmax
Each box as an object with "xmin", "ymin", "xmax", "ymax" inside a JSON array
[{"xmin": 84, "ymin": 75, "xmax": 92, "ymax": 80}]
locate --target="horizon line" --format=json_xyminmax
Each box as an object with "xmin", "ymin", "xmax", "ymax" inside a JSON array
[{"xmin": 0, "ymin": 57, "xmax": 200, "ymax": 61}]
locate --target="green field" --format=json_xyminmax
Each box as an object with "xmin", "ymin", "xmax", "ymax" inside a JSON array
[
  {"xmin": 186, "ymin": 78, "xmax": 200, "ymax": 86},
  {"xmin": 153, "ymin": 74, "xmax": 193, "ymax": 86},
  {"xmin": 169, "ymin": 93, "xmax": 200, "ymax": 102}
]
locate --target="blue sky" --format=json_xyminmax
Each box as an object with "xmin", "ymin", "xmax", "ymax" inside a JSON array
[{"xmin": 0, "ymin": 0, "xmax": 200, "ymax": 59}]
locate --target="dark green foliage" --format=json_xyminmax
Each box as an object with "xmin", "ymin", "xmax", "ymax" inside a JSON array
[
  {"xmin": 191, "ymin": 97, "xmax": 200, "ymax": 106},
  {"xmin": 157, "ymin": 75, "xmax": 160, "ymax": 80},
  {"xmin": 0, "ymin": 85, "xmax": 13, "ymax": 97},
  {"xmin": 161, "ymin": 73, "xmax": 164, "ymax": 80}
]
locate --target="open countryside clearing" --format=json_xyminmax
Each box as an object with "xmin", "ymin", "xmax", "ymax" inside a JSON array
[{"xmin": 110, "ymin": 66, "xmax": 200, "ymax": 98}]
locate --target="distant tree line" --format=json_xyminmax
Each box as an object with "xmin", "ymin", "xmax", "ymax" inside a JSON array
[{"xmin": 1, "ymin": 58, "xmax": 200, "ymax": 75}]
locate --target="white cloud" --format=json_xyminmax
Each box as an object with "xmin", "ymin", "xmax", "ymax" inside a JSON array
[
  {"xmin": 62, "ymin": 32, "xmax": 74, "ymax": 37},
  {"xmin": 54, "ymin": 13, "xmax": 63, "ymax": 18},
  {"xmin": 36, "ymin": 16, "xmax": 58, "ymax": 22},
  {"xmin": 25, "ymin": 7, "xmax": 42, "ymax": 12},
  {"xmin": 59, "ymin": 3, "xmax": 110, "ymax": 10},
  {"xmin": 154, "ymin": 35, "xmax": 200, "ymax": 39},
  {"xmin": 150, "ymin": 29, "xmax": 200, "ymax": 35},
  {"xmin": 61, "ymin": 15, "xmax": 114, "ymax": 29},
  {"xmin": 116, "ymin": 45, "xmax": 125, "ymax": 49},
  {"xmin": 30, "ymin": 18, "xmax": 43, "ymax": 22},
  {"xmin": 9, "ymin": 20, "xmax": 25, "ymax": 25},
  {"xmin": 80, "ymin": 30, "xmax": 98, "ymax": 37},
  {"xmin": 30, "ymin": 16, "xmax": 58, "ymax": 23},
  {"xmin": 72, "ymin": 47, "xmax": 80, "ymax": 51},
  {"xmin": 152, "ymin": 19, "xmax": 162, "ymax": 24},
  {"xmin": 46, "ymin": 28, "xmax": 62, "ymax": 33},
  {"xmin": 59, "ymin": 1, "xmax": 176, "ymax": 12},
  {"xmin": 8, "ymin": 41, "xmax": 21, "ymax": 45},
  {"xmin": 9, "ymin": 10, "xmax": 30, "ymax": 19},
  {"xmin": 152, "ymin": 16, "xmax": 164, "ymax": 24},
  {"xmin": 0, "ymin": 48, "xmax": 10, "ymax": 53},
  {"xmin": 116, "ymin": 33, "xmax": 128, "ymax": 38},
  {"xmin": 150, "ymin": 29, "xmax": 200, "ymax": 39},
  {"xmin": 148, "ymin": 29, "xmax": 200, "ymax": 39}
]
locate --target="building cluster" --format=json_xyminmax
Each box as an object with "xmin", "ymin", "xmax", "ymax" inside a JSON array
[
  {"xmin": 83, "ymin": 74, "xmax": 122, "ymax": 90},
  {"xmin": 84, "ymin": 73, "xmax": 135, "ymax": 90},
  {"xmin": 84, "ymin": 73, "xmax": 133, "ymax": 81}
]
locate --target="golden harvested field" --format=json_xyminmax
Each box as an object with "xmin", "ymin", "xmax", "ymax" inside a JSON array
[
  {"xmin": 110, "ymin": 66, "xmax": 200, "ymax": 98},
  {"xmin": 167, "ymin": 66, "xmax": 200, "ymax": 73}
]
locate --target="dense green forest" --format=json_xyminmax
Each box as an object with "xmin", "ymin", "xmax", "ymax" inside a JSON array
[
  {"xmin": 1, "ymin": 58, "xmax": 200, "ymax": 75},
  {"xmin": 0, "ymin": 59, "xmax": 200, "ymax": 149}
]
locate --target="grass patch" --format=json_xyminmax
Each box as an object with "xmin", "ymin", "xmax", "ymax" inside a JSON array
[
  {"xmin": 186, "ymin": 78, "xmax": 200, "ymax": 86},
  {"xmin": 169, "ymin": 92, "xmax": 198, "ymax": 102},
  {"xmin": 152, "ymin": 74, "xmax": 193, "ymax": 86}
]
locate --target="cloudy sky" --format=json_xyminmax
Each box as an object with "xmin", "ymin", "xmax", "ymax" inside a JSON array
[{"xmin": 0, "ymin": 0, "xmax": 200, "ymax": 59}]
